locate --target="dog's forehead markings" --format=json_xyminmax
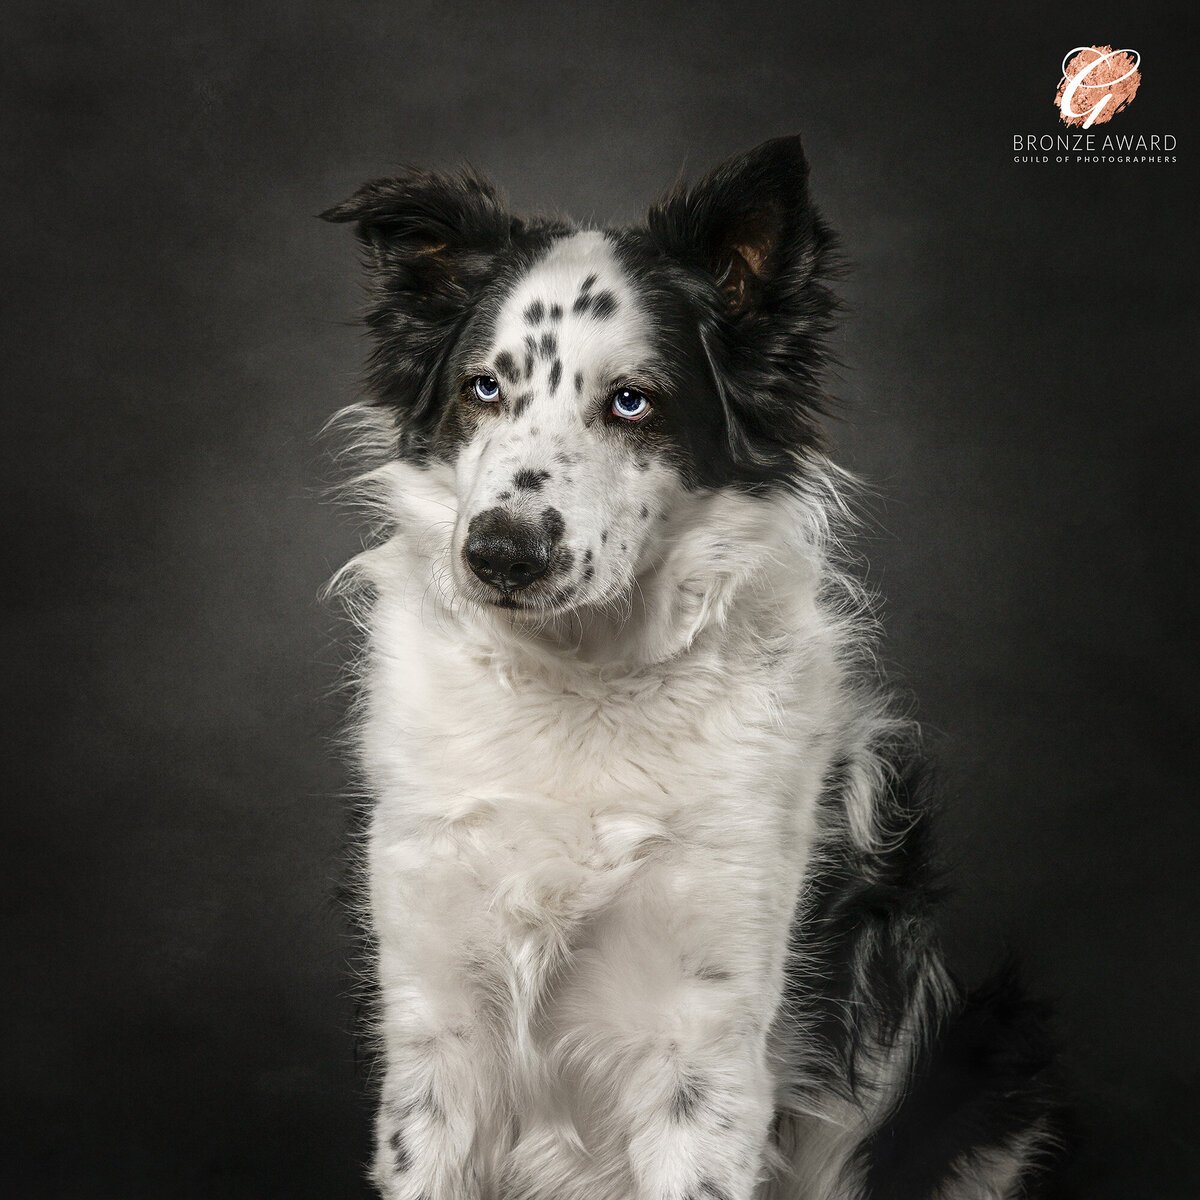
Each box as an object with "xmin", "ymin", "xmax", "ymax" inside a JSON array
[{"xmin": 489, "ymin": 232, "xmax": 647, "ymax": 399}]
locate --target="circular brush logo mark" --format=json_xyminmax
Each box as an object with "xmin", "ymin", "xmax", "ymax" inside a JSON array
[{"xmin": 1056, "ymin": 46, "xmax": 1141, "ymax": 127}]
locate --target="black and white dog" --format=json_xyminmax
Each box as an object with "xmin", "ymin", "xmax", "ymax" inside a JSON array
[{"xmin": 322, "ymin": 137, "xmax": 1059, "ymax": 1200}]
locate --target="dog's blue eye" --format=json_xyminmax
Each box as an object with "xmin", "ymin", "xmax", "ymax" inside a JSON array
[
  {"xmin": 471, "ymin": 375, "xmax": 501, "ymax": 403},
  {"xmin": 611, "ymin": 388, "xmax": 650, "ymax": 421}
]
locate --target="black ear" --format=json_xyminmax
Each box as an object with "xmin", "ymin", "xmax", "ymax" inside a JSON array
[
  {"xmin": 321, "ymin": 167, "xmax": 515, "ymax": 282},
  {"xmin": 647, "ymin": 136, "xmax": 840, "ymax": 473},
  {"xmin": 321, "ymin": 168, "xmax": 517, "ymax": 440},
  {"xmin": 647, "ymin": 135, "xmax": 829, "ymax": 316}
]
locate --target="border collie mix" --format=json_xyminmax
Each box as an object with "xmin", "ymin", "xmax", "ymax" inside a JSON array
[{"xmin": 322, "ymin": 137, "xmax": 1058, "ymax": 1200}]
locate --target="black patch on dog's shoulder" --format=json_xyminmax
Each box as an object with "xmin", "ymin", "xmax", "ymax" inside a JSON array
[
  {"xmin": 856, "ymin": 968, "xmax": 1060, "ymax": 1200},
  {"xmin": 783, "ymin": 753, "xmax": 945, "ymax": 1100},
  {"xmin": 514, "ymin": 469, "xmax": 550, "ymax": 492},
  {"xmin": 781, "ymin": 750, "xmax": 1061, "ymax": 1197}
]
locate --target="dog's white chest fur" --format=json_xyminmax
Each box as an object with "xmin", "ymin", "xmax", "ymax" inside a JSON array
[{"xmin": 360, "ymin": 524, "xmax": 839, "ymax": 1004}]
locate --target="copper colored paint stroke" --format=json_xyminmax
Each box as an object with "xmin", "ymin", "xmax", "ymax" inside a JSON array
[{"xmin": 1055, "ymin": 46, "xmax": 1141, "ymax": 127}]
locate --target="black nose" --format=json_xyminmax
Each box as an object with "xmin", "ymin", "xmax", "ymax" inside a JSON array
[{"xmin": 465, "ymin": 510, "xmax": 553, "ymax": 592}]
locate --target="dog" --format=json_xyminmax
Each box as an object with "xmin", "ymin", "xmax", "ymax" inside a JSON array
[{"xmin": 321, "ymin": 136, "xmax": 1059, "ymax": 1200}]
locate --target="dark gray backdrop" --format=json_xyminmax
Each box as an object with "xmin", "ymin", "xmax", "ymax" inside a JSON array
[{"xmin": 4, "ymin": 2, "xmax": 1197, "ymax": 1197}]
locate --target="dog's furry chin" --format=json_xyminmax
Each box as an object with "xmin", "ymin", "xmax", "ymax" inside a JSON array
[{"xmin": 324, "ymin": 138, "xmax": 1060, "ymax": 1200}]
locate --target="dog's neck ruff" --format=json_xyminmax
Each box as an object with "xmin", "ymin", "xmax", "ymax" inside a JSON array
[{"xmin": 339, "ymin": 454, "xmax": 842, "ymax": 677}]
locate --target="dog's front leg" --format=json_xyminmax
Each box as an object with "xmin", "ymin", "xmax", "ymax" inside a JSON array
[
  {"xmin": 369, "ymin": 858, "xmax": 498, "ymax": 1200},
  {"xmin": 557, "ymin": 855, "xmax": 794, "ymax": 1200}
]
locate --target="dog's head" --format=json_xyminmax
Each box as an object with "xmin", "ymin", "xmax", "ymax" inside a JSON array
[{"xmin": 324, "ymin": 137, "xmax": 837, "ymax": 627}]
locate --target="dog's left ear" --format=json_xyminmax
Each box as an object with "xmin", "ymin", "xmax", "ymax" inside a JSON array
[
  {"xmin": 647, "ymin": 136, "xmax": 838, "ymax": 469},
  {"xmin": 647, "ymin": 135, "xmax": 827, "ymax": 317}
]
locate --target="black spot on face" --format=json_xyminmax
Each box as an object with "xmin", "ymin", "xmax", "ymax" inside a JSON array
[
  {"xmin": 582, "ymin": 563, "xmax": 594, "ymax": 582},
  {"xmin": 579, "ymin": 272, "xmax": 597, "ymax": 294},
  {"xmin": 523, "ymin": 349, "xmax": 534, "ymax": 379},
  {"xmin": 497, "ymin": 490, "xmax": 512, "ymax": 502},
  {"xmin": 572, "ymin": 293, "xmax": 592, "ymax": 315},
  {"xmin": 590, "ymin": 290, "xmax": 618, "ymax": 318},
  {"xmin": 511, "ymin": 392, "xmax": 532, "ymax": 417},
  {"xmin": 583, "ymin": 548, "xmax": 592, "ymax": 564},
  {"xmin": 539, "ymin": 331, "xmax": 557, "ymax": 360},
  {"xmin": 574, "ymin": 370, "xmax": 584, "ymax": 395},
  {"xmin": 523, "ymin": 300, "xmax": 545, "ymax": 325},
  {"xmin": 541, "ymin": 506, "xmax": 565, "ymax": 542},
  {"xmin": 494, "ymin": 350, "xmax": 520, "ymax": 385},
  {"xmin": 514, "ymin": 469, "xmax": 550, "ymax": 492},
  {"xmin": 548, "ymin": 359, "xmax": 562, "ymax": 394},
  {"xmin": 549, "ymin": 303, "xmax": 563, "ymax": 322}
]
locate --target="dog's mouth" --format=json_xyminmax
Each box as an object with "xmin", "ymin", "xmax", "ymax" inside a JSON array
[{"xmin": 459, "ymin": 573, "xmax": 584, "ymax": 616}]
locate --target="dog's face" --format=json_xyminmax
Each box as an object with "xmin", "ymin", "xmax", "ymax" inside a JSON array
[
  {"xmin": 325, "ymin": 137, "xmax": 837, "ymax": 620},
  {"xmin": 437, "ymin": 230, "xmax": 686, "ymax": 613}
]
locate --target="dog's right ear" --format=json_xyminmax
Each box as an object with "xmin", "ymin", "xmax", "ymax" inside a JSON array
[
  {"xmin": 321, "ymin": 167, "xmax": 514, "ymax": 281},
  {"xmin": 321, "ymin": 168, "xmax": 517, "ymax": 432}
]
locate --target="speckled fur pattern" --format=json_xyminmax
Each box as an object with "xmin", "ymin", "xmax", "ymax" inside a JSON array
[{"xmin": 322, "ymin": 138, "xmax": 1060, "ymax": 1200}]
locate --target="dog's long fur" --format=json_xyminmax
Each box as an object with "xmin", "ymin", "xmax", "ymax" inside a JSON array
[{"xmin": 322, "ymin": 137, "xmax": 1059, "ymax": 1200}]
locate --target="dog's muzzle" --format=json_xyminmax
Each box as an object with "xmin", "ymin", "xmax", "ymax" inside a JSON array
[{"xmin": 464, "ymin": 509, "xmax": 555, "ymax": 594}]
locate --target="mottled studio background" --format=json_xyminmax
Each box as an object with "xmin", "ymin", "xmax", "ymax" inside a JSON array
[{"xmin": 4, "ymin": 2, "xmax": 1197, "ymax": 1197}]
